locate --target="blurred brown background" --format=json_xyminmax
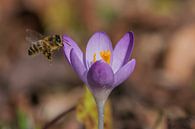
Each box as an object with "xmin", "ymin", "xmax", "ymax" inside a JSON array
[{"xmin": 0, "ymin": 0, "xmax": 195, "ymax": 129}]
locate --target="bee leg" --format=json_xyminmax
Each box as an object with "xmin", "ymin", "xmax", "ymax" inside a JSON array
[
  {"xmin": 42, "ymin": 50, "xmax": 48, "ymax": 59},
  {"xmin": 42, "ymin": 49, "xmax": 52, "ymax": 61},
  {"xmin": 47, "ymin": 52, "xmax": 52, "ymax": 60}
]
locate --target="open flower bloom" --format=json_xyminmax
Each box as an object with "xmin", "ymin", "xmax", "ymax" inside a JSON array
[{"xmin": 63, "ymin": 32, "xmax": 136, "ymax": 101}]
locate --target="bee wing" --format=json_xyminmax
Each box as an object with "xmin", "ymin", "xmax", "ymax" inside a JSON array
[{"xmin": 25, "ymin": 29, "xmax": 44, "ymax": 43}]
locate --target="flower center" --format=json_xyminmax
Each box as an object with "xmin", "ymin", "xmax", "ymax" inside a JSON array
[
  {"xmin": 100, "ymin": 50, "xmax": 111, "ymax": 64},
  {"xmin": 93, "ymin": 50, "xmax": 111, "ymax": 64}
]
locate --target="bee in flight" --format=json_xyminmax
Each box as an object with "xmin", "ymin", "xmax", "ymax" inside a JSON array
[{"xmin": 26, "ymin": 29, "xmax": 70, "ymax": 60}]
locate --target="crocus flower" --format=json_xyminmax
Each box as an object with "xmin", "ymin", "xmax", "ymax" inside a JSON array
[{"xmin": 63, "ymin": 32, "xmax": 136, "ymax": 102}]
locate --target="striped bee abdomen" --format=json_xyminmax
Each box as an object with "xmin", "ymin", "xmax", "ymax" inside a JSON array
[{"xmin": 28, "ymin": 42, "xmax": 42, "ymax": 56}]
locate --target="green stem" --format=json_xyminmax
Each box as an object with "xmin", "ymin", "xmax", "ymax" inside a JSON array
[
  {"xmin": 92, "ymin": 87, "xmax": 111, "ymax": 129},
  {"xmin": 96, "ymin": 100, "xmax": 105, "ymax": 129}
]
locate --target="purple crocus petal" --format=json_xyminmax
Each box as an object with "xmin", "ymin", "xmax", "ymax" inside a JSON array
[
  {"xmin": 63, "ymin": 34, "xmax": 83, "ymax": 64},
  {"xmin": 70, "ymin": 49, "xmax": 87, "ymax": 83},
  {"xmin": 87, "ymin": 60, "xmax": 114, "ymax": 91},
  {"xmin": 113, "ymin": 59, "xmax": 136, "ymax": 87},
  {"xmin": 112, "ymin": 32, "xmax": 134, "ymax": 73},
  {"xmin": 86, "ymin": 32, "xmax": 113, "ymax": 67}
]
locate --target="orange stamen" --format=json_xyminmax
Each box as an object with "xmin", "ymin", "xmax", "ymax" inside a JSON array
[
  {"xmin": 93, "ymin": 53, "xmax": 96, "ymax": 62},
  {"xmin": 100, "ymin": 50, "xmax": 111, "ymax": 64}
]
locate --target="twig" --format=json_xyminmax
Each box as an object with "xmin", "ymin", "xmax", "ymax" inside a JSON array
[{"xmin": 42, "ymin": 106, "xmax": 76, "ymax": 129}]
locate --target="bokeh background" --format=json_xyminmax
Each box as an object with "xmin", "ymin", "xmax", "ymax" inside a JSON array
[{"xmin": 0, "ymin": 0, "xmax": 195, "ymax": 129}]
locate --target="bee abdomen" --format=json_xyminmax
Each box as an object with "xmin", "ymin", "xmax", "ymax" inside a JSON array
[
  {"xmin": 28, "ymin": 44, "xmax": 40, "ymax": 56},
  {"xmin": 33, "ymin": 44, "xmax": 39, "ymax": 51},
  {"xmin": 28, "ymin": 49, "xmax": 33, "ymax": 55}
]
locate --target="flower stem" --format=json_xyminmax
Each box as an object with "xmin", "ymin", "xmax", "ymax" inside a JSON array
[{"xmin": 96, "ymin": 100, "xmax": 105, "ymax": 129}]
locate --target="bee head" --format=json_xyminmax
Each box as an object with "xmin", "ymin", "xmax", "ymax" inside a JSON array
[
  {"xmin": 55, "ymin": 35, "xmax": 61, "ymax": 43},
  {"xmin": 48, "ymin": 35, "xmax": 62, "ymax": 46}
]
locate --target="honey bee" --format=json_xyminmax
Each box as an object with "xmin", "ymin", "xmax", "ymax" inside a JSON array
[{"xmin": 26, "ymin": 29, "xmax": 70, "ymax": 60}]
